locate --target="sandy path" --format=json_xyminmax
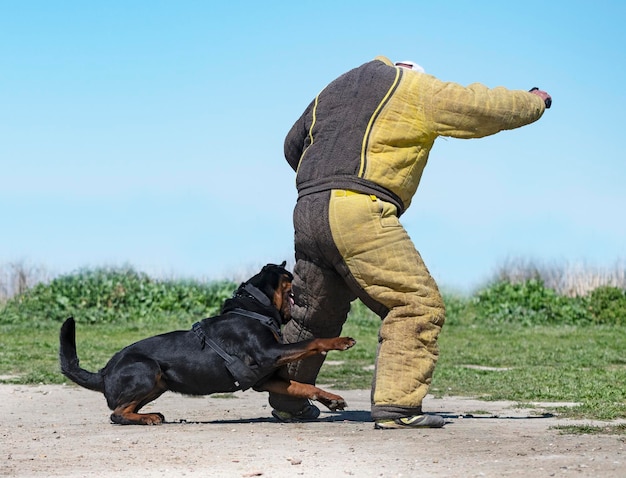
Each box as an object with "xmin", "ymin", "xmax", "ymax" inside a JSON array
[{"xmin": 2, "ymin": 384, "xmax": 624, "ymax": 477}]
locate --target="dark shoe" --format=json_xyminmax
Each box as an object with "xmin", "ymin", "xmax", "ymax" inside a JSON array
[
  {"xmin": 374, "ymin": 414, "xmax": 444, "ymax": 429},
  {"xmin": 271, "ymin": 403, "xmax": 321, "ymax": 422}
]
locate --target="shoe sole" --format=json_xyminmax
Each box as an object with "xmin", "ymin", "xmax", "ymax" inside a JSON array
[
  {"xmin": 374, "ymin": 415, "xmax": 445, "ymax": 429},
  {"xmin": 271, "ymin": 406, "xmax": 320, "ymax": 423}
]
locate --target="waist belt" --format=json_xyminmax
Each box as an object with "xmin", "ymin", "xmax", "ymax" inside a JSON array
[{"xmin": 297, "ymin": 176, "xmax": 405, "ymax": 216}]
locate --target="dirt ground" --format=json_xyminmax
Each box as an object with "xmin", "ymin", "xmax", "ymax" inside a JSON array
[{"xmin": 2, "ymin": 384, "xmax": 624, "ymax": 478}]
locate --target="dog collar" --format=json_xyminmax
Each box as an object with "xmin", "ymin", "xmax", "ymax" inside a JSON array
[{"xmin": 242, "ymin": 283, "xmax": 271, "ymax": 307}]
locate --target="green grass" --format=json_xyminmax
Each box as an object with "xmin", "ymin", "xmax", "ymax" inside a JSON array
[
  {"xmin": 0, "ymin": 316, "xmax": 192, "ymax": 384},
  {"xmin": 322, "ymin": 308, "xmax": 626, "ymax": 425},
  {"xmin": 4, "ymin": 300, "xmax": 623, "ymax": 428},
  {"xmin": 432, "ymin": 324, "xmax": 626, "ymax": 421},
  {"xmin": 317, "ymin": 302, "xmax": 380, "ymax": 389},
  {"xmin": 553, "ymin": 424, "xmax": 626, "ymax": 435}
]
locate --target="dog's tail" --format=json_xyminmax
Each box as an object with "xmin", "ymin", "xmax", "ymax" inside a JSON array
[{"xmin": 59, "ymin": 317, "xmax": 104, "ymax": 392}]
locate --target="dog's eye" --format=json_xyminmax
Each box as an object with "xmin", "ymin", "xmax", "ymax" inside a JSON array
[{"xmin": 288, "ymin": 292, "xmax": 294, "ymax": 298}]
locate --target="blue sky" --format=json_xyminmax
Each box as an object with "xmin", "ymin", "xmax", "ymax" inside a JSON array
[{"xmin": 1, "ymin": 1, "xmax": 624, "ymax": 292}]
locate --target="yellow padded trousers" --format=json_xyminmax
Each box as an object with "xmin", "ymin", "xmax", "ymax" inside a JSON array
[
  {"xmin": 329, "ymin": 190, "xmax": 445, "ymax": 415},
  {"xmin": 268, "ymin": 190, "xmax": 445, "ymax": 419}
]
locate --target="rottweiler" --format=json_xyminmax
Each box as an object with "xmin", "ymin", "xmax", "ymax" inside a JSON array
[{"xmin": 59, "ymin": 262, "xmax": 356, "ymax": 425}]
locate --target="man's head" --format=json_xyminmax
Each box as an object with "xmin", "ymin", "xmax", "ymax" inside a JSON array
[{"xmin": 395, "ymin": 60, "xmax": 425, "ymax": 73}]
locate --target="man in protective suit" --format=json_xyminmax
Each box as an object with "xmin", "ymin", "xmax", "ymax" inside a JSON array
[{"xmin": 270, "ymin": 55, "xmax": 552, "ymax": 429}]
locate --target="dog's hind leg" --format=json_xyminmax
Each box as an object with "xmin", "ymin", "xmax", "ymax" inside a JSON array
[
  {"xmin": 259, "ymin": 378, "xmax": 347, "ymax": 412},
  {"xmin": 107, "ymin": 367, "xmax": 169, "ymax": 425},
  {"xmin": 110, "ymin": 402, "xmax": 165, "ymax": 425}
]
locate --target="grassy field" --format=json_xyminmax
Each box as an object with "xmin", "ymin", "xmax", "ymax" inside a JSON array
[
  {"xmin": 1, "ymin": 264, "xmax": 625, "ymax": 435},
  {"xmin": 1, "ymin": 302, "xmax": 624, "ymax": 426}
]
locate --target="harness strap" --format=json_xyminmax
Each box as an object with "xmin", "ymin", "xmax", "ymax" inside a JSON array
[
  {"xmin": 192, "ymin": 323, "xmax": 232, "ymax": 359},
  {"xmin": 205, "ymin": 337, "xmax": 238, "ymax": 364},
  {"xmin": 191, "ymin": 318, "xmax": 274, "ymax": 391},
  {"xmin": 192, "ymin": 321, "xmax": 207, "ymax": 349},
  {"xmin": 223, "ymin": 308, "xmax": 281, "ymax": 337}
]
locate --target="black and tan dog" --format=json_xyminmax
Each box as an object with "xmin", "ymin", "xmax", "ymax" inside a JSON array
[{"xmin": 59, "ymin": 262, "xmax": 355, "ymax": 425}]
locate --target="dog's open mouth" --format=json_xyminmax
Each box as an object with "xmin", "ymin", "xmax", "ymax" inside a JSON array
[{"xmin": 280, "ymin": 290, "xmax": 295, "ymax": 323}]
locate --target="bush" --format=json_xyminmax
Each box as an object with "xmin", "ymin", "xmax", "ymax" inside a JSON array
[
  {"xmin": 2, "ymin": 266, "xmax": 624, "ymax": 328},
  {"xmin": 471, "ymin": 279, "xmax": 591, "ymax": 326},
  {"xmin": 492, "ymin": 257, "xmax": 626, "ymax": 296},
  {"xmin": 440, "ymin": 291, "xmax": 470, "ymax": 326},
  {"xmin": 0, "ymin": 266, "xmax": 237, "ymax": 325},
  {"xmin": 585, "ymin": 286, "xmax": 626, "ymax": 325}
]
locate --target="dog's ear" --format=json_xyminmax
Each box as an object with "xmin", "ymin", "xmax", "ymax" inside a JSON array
[
  {"xmin": 247, "ymin": 261, "xmax": 293, "ymax": 304},
  {"xmin": 259, "ymin": 261, "xmax": 293, "ymax": 282}
]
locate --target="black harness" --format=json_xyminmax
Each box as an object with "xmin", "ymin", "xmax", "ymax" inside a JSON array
[{"xmin": 191, "ymin": 284, "xmax": 282, "ymax": 390}]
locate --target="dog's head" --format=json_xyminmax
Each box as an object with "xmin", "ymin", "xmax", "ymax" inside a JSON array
[{"xmin": 244, "ymin": 261, "xmax": 294, "ymax": 323}]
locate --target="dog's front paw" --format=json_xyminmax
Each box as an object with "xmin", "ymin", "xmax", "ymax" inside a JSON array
[{"xmin": 335, "ymin": 337, "xmax": 356, "ymax": 350}]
